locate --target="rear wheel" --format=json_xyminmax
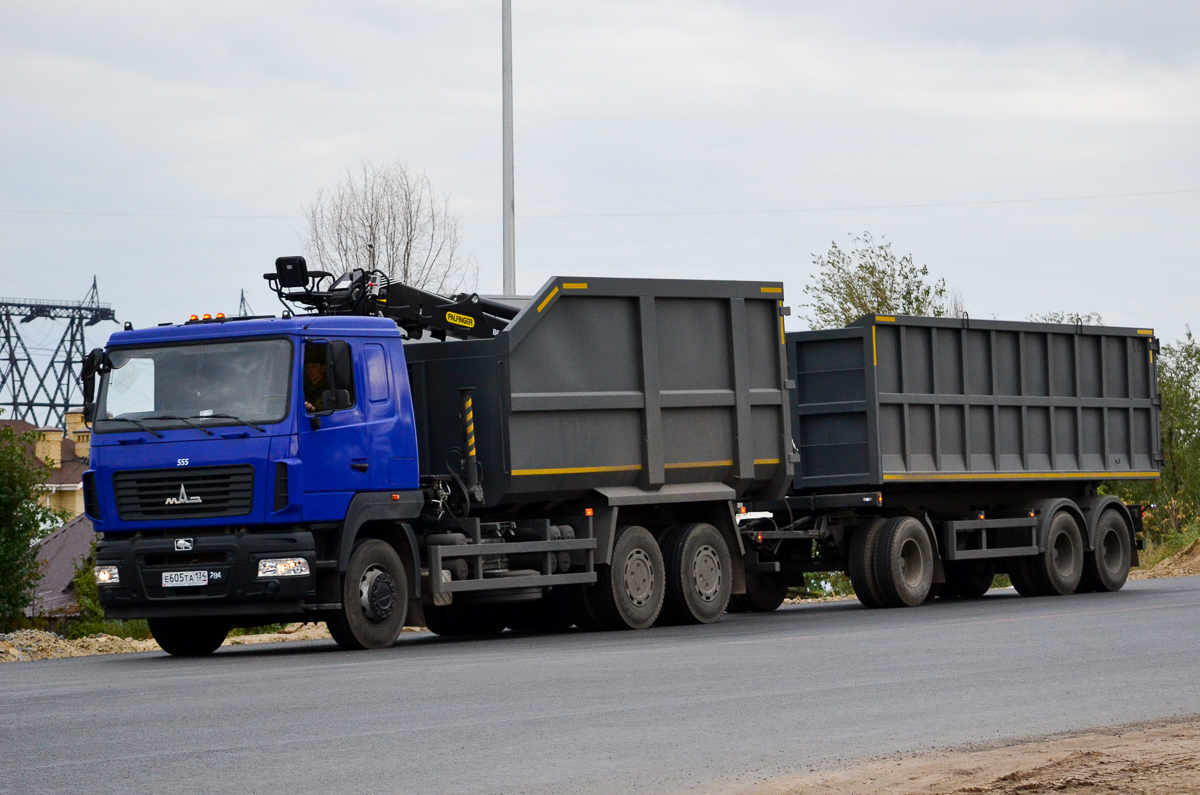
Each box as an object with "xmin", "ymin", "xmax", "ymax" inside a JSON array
[
  {"xmin": 661, "ymin": 523, "xmax": 732, "ymax": 624},
  {"xmin": 328, "ymin": 539, "xmax": 408, "ymax": 650},
  {"xmin": 943, "ymin": 560, "xmax": 995, "ymax": 599},
  {"xmin": 148, "ymin": 618, "xmax": 229, "ymax": 657},
  {"xmin": 1028, "ymin": 511, "xmax": 1084, "ymax": 596},
  {"xmin": 873, "ymin": 516, "xmax": 934, "ymax": 607},
  {"xmin": 848, "ymin": 517, "xmax": 888, "ymax": 608},
  {"xmin": 586, "ymin": 525, "xmax": 664, "ymax": 630},
  {"xmin": 1080, "ymin": 510, "xmax": 1132, "ymax": 592}
]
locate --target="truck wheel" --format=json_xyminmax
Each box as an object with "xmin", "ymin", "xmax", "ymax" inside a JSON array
[
  {"xmin": 587, "ymin": 525, "xmax": 664, "ymax": 630},
  {"xmin": 328, "ymin": 539, "xmax": 408, "ymax": 650},
  {"xmin": 147, "ymin": 618, "xmax": 229, "ymax": 657},
  {"xmin": 1080, "ymin": 510, "xmax": 1131, "ymax": 592},
  {"xmin": 1026, "ymin": 511, "xmax": 1084, "ymax": 596},
  {"xmin": 736, "ymin": 571, "xmax": 789, "ymax": 613},
  {"xmin": 873, "ymin": 516, "xmax": 934, "ymax": 607},
  {"xmin": 423, "ymin": 603, "xmax": 506, "ymax": 636},
  {"xmin": 661, "ymin": 523, "xmax": 732, "ymax": 624},
  {"xmin": 848, "ymin": 517, "xmax": 888, "ymax": 608},
  {"xmin": 943, "ymin": 560, "xmax": 995, "ymax": 599}
]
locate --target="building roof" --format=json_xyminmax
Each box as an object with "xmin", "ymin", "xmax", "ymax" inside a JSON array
[{"xmin": 29, "ymin": 514, "xmax": 94, "ymax": 616}]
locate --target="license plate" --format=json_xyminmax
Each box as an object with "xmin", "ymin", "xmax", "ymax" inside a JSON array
[{"xmin": 162, "ymin": 570, "xmax": 209, "ymax": 587}]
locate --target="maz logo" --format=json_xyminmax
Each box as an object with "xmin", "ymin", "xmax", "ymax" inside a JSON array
[{"xmin": 165, "ymin": 484, "xmax": 203, "ymax": 506}]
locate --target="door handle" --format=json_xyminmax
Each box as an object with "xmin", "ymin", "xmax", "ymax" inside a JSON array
[{"xmin": 351, "ymin": 461, "xmax": 369, "ymax": 472}]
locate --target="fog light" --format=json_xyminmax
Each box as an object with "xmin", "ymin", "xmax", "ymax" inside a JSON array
[
  {"xmin": 94, "ymin": 565, "xmax": 119, "ymax": 585},
  {"xmin": 257, "ymin": 558, "xmax": 310, "ymax": 578}
]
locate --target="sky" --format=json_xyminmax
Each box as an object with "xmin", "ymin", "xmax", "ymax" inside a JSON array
[{"xmin": 2, "ymin": 0, "xmax": 1199, "ymax": 356}]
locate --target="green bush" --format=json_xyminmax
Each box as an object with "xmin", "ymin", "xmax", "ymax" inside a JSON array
[{"xmin": 63, "ymin": 539, "xmax": 151, "ymax": 639}]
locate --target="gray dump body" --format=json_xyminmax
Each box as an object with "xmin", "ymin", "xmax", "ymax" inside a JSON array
[
  {"xmin": 406, "ymin": 276, "xmax": 794, "ymax": 509},
  {"xmin": 790, "ymin": 315, "xmax": 1162, "ymax": 491}
]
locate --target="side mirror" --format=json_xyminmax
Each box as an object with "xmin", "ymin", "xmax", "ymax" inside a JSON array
[
  {"xmin": 80, "ymin": 348, "xmax": 109, "ymax": 423},
  {"xmin": 275, "ymin": 256, "xmax": 309, "ymax": 289},
  {"xmin": 320, "ymin": 389, "xmax": 352, "ymax": 411}
]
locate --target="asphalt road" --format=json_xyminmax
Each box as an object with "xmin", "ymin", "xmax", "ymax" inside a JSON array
[{"xmin": 5, "ymin": 576, "xmax": 1200, "ymax": 794}]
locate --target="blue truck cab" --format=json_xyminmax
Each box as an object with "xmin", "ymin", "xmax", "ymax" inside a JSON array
[{"xmin": 87, "ymin": 315, "xmax": 426, "ymax": 650}]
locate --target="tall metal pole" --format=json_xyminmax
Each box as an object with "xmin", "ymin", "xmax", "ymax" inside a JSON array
[{"xmin": 502, "ymin": 0, "xmax": 516, "ymax": 296}]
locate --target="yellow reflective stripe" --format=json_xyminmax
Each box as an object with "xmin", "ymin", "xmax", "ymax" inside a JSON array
[
  {"xmin": 537, "ymin": 286, "xmax": 560, "ymax": 312},
  {"xmin": 882, "ymin": 471, "xmax": 1159, "ymax": 481},
  {"xmin": 1138, "ymin": 329, "xmax": 1154, "ymax": 335},
  {"xmin": 563, "ymin": 282, "xmax": 587, "ymax": 289},
  {"xmin": 875, "ymin": 315, "xmax": 895, "ymax": 322},
  {"xmin": 664, "ymin": 460, "xmax": 733, "ymax": 470},
  {"xmin": 753, "ymin": 458, "xmax": 780, "ymax": 465},
  {"xmin": 760, "ymin": 286, "xmax": 782, "ymax": 293},
  {"xmin": 467, "ymin": 423, "xmax": 474, "ymax": 433},
  {"xmin": 512, "ymin": 464, "xmax": 642, "ymax": 476},
  {"xmin": 872, "ymin": 325, "xmax": 877, "ymax": 367}
]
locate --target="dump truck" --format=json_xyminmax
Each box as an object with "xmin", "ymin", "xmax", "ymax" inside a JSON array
[
  {"xmin": 81, "ymin": 260, "xmax": 1160, "ymax": 655},
  {"xmin": 734, "ymin": 315, "xmax": 1159, "ymax": 612},
  {"xmin": 83, "ymin": 260, "xmax": 793, "ymax": 653}
]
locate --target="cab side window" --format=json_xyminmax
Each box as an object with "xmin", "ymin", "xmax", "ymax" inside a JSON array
[{"xmin": 303, "ymin": 340, "xmax": 356, "ymax": 413}]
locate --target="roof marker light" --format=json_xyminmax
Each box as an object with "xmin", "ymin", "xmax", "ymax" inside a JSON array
[
  {"xmin": 189, "ymin": 314, "xmax": 199, "ymax": 321},
  {"xmin": 216, "ymin": 312, "xmax": 226, "ymax": 319},
  {"xmin": 202, "ymin": 313, "xmax": 212, "ymax": 320}
]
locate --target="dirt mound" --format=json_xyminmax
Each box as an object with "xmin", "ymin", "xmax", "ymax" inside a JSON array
[
  {"xmin": 0, "ymin": 630, "xmax": 158, "ymax": 662},
  {"xmin": 1131, "ymin": 538, "xmax": 1200, "ymax": 580},
  {"xmin": 744, "ymin": 716, "xmax": 1200, "ymax": 795}
]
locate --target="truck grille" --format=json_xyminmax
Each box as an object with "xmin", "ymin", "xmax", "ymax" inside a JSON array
[{"xmin": 113, "ymin": 465, "xmax": 255, "ymax": 520}]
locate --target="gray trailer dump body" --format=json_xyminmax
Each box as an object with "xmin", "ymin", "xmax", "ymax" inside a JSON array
[
  {"xmin": 789, "ymin": 315, "xmax": 1162, "ymax": 490},
  {"xmin": 405, "ymin": 276, "xmax": 794, "ymax": 510}
]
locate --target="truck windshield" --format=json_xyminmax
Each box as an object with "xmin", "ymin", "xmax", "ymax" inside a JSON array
[{"xmin": 94, "ymin": 338, "xmax": 293, "ymax": 433}]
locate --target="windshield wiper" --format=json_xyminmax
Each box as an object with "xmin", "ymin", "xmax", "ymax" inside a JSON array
[
  {"xmin": 146, "ymin": 414, "xmax": 215, "ymax": 436},
  {"xmin": 191, "ymin": 413, "xmax": 266, "ymax": 433},
  {"xmin": 102, "ymin": 417, "xmax": 164, "ymax": 439}
]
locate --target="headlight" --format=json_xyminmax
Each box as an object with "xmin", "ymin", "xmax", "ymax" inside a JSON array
[
  {"xmin": 257, "ymin": 558, "xmax": 310, "ymax": 578},
  {"xmin": 94, "ymin": 565, "xmax": 120, "ymax": 585}
]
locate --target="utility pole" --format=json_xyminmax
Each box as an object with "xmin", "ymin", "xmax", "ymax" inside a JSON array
[{"xmin": 502, "ymin": 0, "xmax": 516, "ymax": 296}]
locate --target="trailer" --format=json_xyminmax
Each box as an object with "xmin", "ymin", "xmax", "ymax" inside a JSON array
[
  {"xmin": 737, "ymin": 314, "xmax": 1160, "ymax": 611},
  {"xmin": 84, "ymin": 260, "xmax": 793, "ymax": 652}
]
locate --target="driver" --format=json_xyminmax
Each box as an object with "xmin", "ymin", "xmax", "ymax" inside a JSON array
[{"xmin": 303, "ymin": 344, "xmax": 330, "ymax": 412}]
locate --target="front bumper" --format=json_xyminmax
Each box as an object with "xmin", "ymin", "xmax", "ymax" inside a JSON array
[{"xmin": 95, "ymin": 530, "xmax": 318, "ymax": 620}]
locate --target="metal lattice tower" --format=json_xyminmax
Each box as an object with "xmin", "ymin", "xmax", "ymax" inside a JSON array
[
  {"xmin": 238, "ymin": 289, "xmax": 254, "ymax": 317},
  {"xmin": 0, "ymin": 277, "xmax": 117, "ymax": 429}
]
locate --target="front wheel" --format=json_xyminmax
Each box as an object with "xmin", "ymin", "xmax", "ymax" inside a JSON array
[
  {"xmin": 148, "ymin": 618, "xmax": 229, "ymax": 657},
  {"xmin": 328, "ymin": 539, "xmax": 409, "ymax": 650}
]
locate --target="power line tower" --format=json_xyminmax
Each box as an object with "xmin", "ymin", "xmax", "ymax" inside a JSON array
[
  {"xmin": 0, "ymin": 277, "xmax": 118, "ymax": 430},
  {"xmin": 238, "ymin": 289, "xmax": 254, "ymax": 317}
]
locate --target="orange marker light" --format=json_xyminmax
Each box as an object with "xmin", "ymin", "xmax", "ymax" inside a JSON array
[
  {"xmin": 585, "ymin": 508, "xmax": 594, "ymax": 517},
  {"xmin": 216, "ymin": 312, "xmax": 225, "ymax": 319},
  {"xmin": 189, "ymin": 314, "xmax": 199, "ymax": 321},
  {"xmin": 391, "ymin": 494, "xmax": 400, "ymax": 501},
  {"xmin": 739, "ymin": 505, "xmax": 747, "ymax": 514},
  {"xmin": 202, "ymin": 313, "xmax": 212, "ymax": 320}
]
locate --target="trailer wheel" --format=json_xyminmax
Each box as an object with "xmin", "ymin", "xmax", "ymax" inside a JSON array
[
  {"xmin": 943, "ymin": 560, "xmax": 995, "ymax": 599},
  {"xmin": 147, "ymin": 618, "xmax": 229, "ymax": 657},
  {"xmin": 661, "ymin": 523, "xmax": 732, "ymax": 624},
  {"xmin": 1016, "ymin": 510, "xmax": 1084, "ymax": 596},
  {"xmin": 1080, "ymin": 510, "xmax": 1132, "ymax": 592},
  {"xmin": 873, "ymin": 516, "xmax": 934, "ymax": 607},
  {"xmin": 734, "ymin": 571, "xmax": 789, "ymax": 613},
  {"xmin": 849, "ymin": 517, "xmax": 889, "ymax": 608},
  {"xmin": 587, "ymin": 525, "xmax": 664, "ymax": 630},
  {"xmin": 327, "ymin": 539, "xmax": 409, "ymax": 650}
]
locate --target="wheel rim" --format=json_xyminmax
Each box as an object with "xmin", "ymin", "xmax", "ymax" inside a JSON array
[
  {"xmin": 1051, "ymin": 529, "xmax": 1077, "ymax": 577},
  {"xmin": 691, "ymin": 544, "xmax": 723, "ymax": 602},
  {"xmin": 623, "ymin": 548, "xmax": 654, "ymax": 607},
  {"xmin": 359, "ymin": 564, "xmax": 397, "ymax": 624},
  {"xmin": 1101, "ymin": 528, "xmax": 1124, "ymax": 573},
  {"xmin": 899, "ymin": 538, "xmax": 925, "ymax": 588}
]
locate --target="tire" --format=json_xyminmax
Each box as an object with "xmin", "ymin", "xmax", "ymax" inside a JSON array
[
  {"xmin": 848, "ymin": 517, "xmax": 888, "ymax": 608},
  {"xmin": 1026, "ymin": 510, "xmax": 1085, "ymax": 596},
  {"xmin": 586, "ymin": 525, "xmax": 664, "ymax": 630},
  {"xmin": 661, "ymin": 523, "xmax": 732, "ymax": 625},
  {"xmin": 147, "ymin": 618, "xmax": 229, "ymax": 657},
  {"xmin": 873, "ymin": 516, "xmax": 934, "ymax": 607},
  {"xmin": 423, "ymin": 602, "xmax": 506, "ymax": 637},
  {"xmin": 943, "ymin": 560, "xmax": 996, "ymax": 599},
  {"xmin": 1080, "ymin": 510, "xmax": 1132, "ymax": 592},
  {"xmin": 1007, "ymin": 557, "xmax": 1041, "ymax": 596},
  {"xmin": 327, "ymin": 539, "xmax": 409, "ymax": 650},
  {"xmin": 736, "ymin": 571, "xmax": 789, "ymax": 613}
]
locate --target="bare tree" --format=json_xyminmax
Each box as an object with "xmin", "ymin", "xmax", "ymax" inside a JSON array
[
  {"xmin": 1027, "ymin": 311, "xmax": 1104, "ymax": 325},
  {"xmin": 302, "ymin": 160, "xmax": 477, "ymax": 295}
]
